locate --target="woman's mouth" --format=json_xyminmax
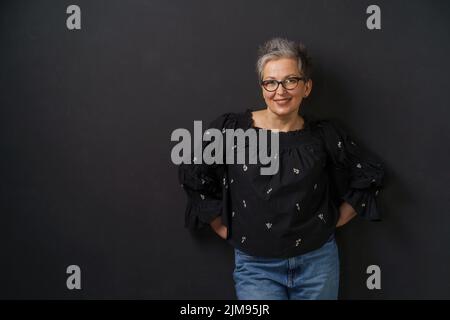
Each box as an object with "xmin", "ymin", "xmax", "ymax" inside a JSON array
[{"xmin": 274, "ymin": 98, "xmax": 292, "ymax": 105}]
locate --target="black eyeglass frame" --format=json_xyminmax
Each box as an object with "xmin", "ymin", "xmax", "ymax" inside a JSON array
[{"xmin": 260, "ymin": 76, "xmax": 307, "ymax": 92}]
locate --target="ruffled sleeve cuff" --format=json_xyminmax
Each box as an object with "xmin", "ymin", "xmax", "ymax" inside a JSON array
[
  {"xmin": 179, "ymin": 162, "xmax": 224, "ymax": 230},
  {"xmin": 341, "ymin": 187, "xmax": 382, "ymax": 221},
  {"xmin": 184, "ymin": 198, "xmax": 223, "ymax": 229}
]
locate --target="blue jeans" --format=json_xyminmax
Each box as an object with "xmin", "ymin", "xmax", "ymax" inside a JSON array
[{"xmin": 233, "ymin": 234, "xmax": 339, "ymax": 300}]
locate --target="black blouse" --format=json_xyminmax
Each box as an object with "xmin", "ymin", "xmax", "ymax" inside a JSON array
[{"xmin": 178, "ymin": 108, "xmax": 385, "ymax": 258}]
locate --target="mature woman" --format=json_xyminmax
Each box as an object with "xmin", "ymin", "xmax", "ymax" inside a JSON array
[{"xmin": 178, "ymin": 38, "xmax": 385, "ymax": 300}]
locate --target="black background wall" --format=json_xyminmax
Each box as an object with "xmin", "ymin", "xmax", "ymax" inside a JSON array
[{"xmin": 1, "ymin": 0, "xmax": 449, "ymax": 299}]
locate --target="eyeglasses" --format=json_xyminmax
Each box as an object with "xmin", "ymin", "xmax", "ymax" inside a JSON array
[{"xmin": 260, "ymin": 76, "xmax": 306, "ymax": 92}]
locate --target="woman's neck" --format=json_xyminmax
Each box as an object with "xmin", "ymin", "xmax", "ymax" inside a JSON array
[{"xmin": 261, "ymin": 108, "xmax": 304, "ymax": 132}]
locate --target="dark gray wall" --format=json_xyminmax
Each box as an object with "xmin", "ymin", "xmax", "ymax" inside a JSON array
[{"xmin": 1, "ymin": 0, "xmax": 449, "ymax": 299}]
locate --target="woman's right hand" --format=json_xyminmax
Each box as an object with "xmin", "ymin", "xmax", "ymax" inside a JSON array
[{"xmin": 210, "ymin": 216, "xmax": 228, "ymax": 239}]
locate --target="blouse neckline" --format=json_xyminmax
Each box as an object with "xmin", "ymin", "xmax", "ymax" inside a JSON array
[{"xmin": 244, "ymin": 108, "xmax": 311, "ymax": 135}]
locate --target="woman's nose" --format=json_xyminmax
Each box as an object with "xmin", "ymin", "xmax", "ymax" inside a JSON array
[{"xmin": 276, "ymin": 84, "xmax": 288, "ymax": 95}]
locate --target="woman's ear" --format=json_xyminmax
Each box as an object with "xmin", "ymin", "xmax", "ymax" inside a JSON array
[{"xmin": 304, "ymin": 79, "xmax": 313, "ymax": 97}]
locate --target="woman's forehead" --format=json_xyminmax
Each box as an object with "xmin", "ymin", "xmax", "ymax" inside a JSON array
[{"xmin": 263, "ymin": 58, "xmax": 300, "ymax": 78}]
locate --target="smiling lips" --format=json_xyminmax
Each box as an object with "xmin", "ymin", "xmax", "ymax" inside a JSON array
[{"xmin": 274, "ymin": 98, "xmax": 291, "ymax": 104}]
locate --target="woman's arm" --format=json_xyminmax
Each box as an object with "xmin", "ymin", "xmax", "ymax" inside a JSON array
[
  {"xmin": 318, "ymin": 120, "xmax": 385, "ymax": 221},
  {"xmin": 178, "ymin": 113, "xmax": 234, "ymax": 230}
]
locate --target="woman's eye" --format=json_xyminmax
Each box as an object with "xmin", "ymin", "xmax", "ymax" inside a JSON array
[{"xmin": 263, "ymin": 81, "xmax": 276, "ymax": 87}]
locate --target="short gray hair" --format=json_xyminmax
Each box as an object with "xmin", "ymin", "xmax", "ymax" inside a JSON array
[{"xmin": 256, "ymin": 37, "xmax": 312, "ymax": 82}]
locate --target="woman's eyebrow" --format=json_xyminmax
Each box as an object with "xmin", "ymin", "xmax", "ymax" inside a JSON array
[{"xmin": 264, "ymin": 74, "xmax": 300, "ymax": 79}]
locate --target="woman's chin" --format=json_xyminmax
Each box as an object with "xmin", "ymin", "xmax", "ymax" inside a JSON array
[{"xmin": 269, "ymin": 104, "xmax": 297, "ymax": 115}]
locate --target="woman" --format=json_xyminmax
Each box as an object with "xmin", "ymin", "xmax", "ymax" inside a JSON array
[{"xmin": 178, "ymin": 38, "xmax": 385, "ymax": 300}]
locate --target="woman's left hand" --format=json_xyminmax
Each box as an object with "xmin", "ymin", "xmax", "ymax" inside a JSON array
[{"xmin": 336, "ymin": 201, "xmax": 357, "ymax": 227}]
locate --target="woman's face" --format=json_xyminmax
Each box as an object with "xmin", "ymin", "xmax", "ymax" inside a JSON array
[{"xmin": 261, "ymin": 57, "xmax": 312, "ymax": 117}]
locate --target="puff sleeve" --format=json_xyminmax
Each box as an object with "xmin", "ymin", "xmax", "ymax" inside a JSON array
[
  {"xmin": 178, "ymin": 113, "xmax": 235, "ymax": 229},
  {"xmin": 317, "ymin": 120, "xmax": 385, "ymax": 221}
]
